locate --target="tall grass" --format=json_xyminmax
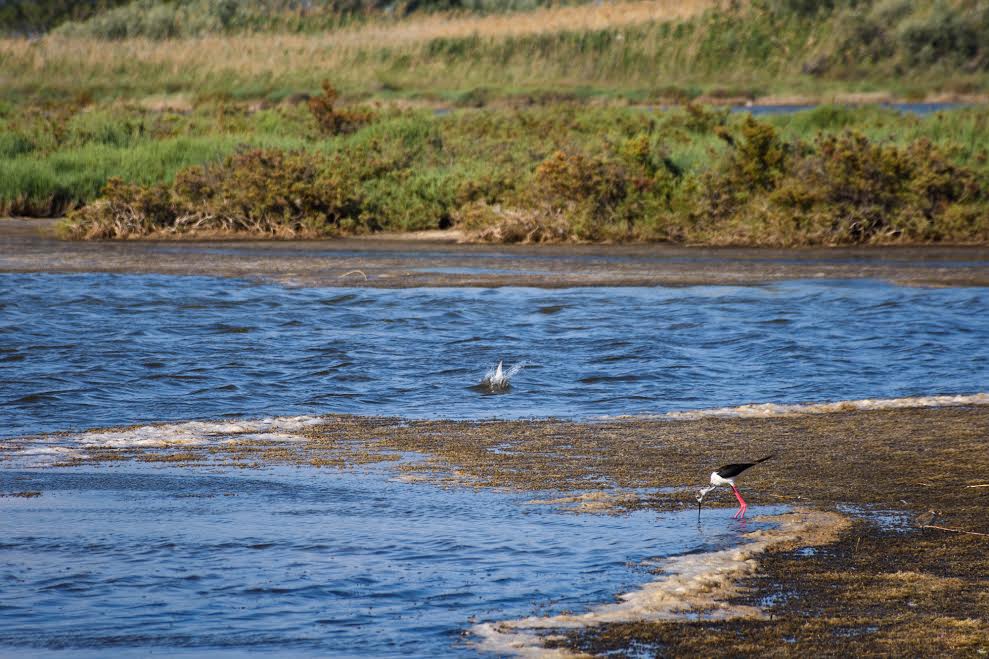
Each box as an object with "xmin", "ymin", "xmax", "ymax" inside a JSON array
[
  {"xmin": 0, "ymin": 133, "xmax": 310, "ymax": 216},
  {"xmin": 3, "ymin": 0, "xmax": 986, "ymax": 106},
  {"xmin": 53, "ymin": 0, "xmax": 720, "ymax": 40}
]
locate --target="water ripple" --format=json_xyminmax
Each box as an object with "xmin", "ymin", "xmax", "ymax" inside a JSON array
[
  {"xmin": 0, "ymin": 465, "xmax": 781, "ymax": 655},
  {"xmin": 1, "ymin": 274, "xmax": 988, "ymax": 436}
]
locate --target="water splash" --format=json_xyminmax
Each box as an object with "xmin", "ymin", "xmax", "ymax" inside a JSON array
[{"xmin": 480, "ymin": 361, "xmax": 526, "ymax": 392}]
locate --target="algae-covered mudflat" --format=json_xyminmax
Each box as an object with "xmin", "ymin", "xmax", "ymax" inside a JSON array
[
  {"xmin": 5, "ymin": 218, "xmax": 989, "ymax": 288},
  {"xmin": 4, "ymin": 406, "xmax": 988, "ymax": 655}
]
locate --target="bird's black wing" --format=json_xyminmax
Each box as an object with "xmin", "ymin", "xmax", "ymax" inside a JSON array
[
  {"xmin": 716, "ymin": 463, "xmax": 756, "ymax": 478},
  {"xmin": 716, "ymin": 455, "xmax": 773, "ymax": 479}
]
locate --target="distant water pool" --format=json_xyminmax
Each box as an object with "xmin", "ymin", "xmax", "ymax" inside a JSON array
[
  {"xmin": 734, "ymin": 101, "xmax": 971, "ymax": 116},
  {"xmin": 2, "ymin": 273, "xmax": 988, "ymax": 437},
  {"xmin": 0, "ymin": 464, "xmax": 784, "ymax": 656}
]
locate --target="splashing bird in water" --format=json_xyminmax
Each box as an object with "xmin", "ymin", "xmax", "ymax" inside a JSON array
[
  {"xmin": 696, "ymin": 456, "xmax": 773, "ymax": 520},
  {"xmin": 490, "ymin": 361, "xmax": 506, "ymax": 388},
  {"xmin": 480, "ymin": 360, "xmax": 525, "ymax": 392}
]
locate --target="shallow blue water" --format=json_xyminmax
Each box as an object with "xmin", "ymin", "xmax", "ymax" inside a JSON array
[
  {"xmin": 0, "ymin": 464, "xmax": 780, "ymax": 656},
  {"xmin": 2, "ymin": 273, "xmax": 988, "ymax": 437}
]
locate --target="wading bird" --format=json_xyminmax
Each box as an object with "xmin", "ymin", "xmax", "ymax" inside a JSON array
[{"xmin": 696, "ymin": 456, "xmax": 773, "ymax": 520}]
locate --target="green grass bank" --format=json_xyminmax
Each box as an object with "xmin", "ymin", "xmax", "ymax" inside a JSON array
[{"xmin": 2, "ymin": 98, "xmax": 983, "ymax": 245}]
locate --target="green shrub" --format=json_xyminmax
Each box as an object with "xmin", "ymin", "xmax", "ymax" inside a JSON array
[
  {"xmin": 898, "ymin": 4, "xmax": 989, "ymax": 69},
  {"xmin": 777, "ymin": 132, "xmax": 985, "ymax": 242},
  {"xmin": 22, "ymin": 102, "xmax": 989, "ymax": 245},
  {"xmin": 692, "ymin": 123, "xmax": 988, "ymax": 246},
  {"xmin": 60, "ymin": 148, "xmax": 365, "ymax": 238}
]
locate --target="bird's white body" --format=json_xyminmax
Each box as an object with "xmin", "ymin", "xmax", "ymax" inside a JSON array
[{"xmin": 697, "ymin": 471, "xmax": 734, "ymax": 500}]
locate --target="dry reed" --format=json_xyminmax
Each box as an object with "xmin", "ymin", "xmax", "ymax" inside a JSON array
[{"xmin": 0, "ymin": 0, "xmax": 723, "ymax": 93}]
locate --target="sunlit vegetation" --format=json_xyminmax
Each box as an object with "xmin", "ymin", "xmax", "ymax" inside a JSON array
[
  {"xmin": 3, "ymin": 0, "xmax": 989, "ymax": 244},
  {"xmin": 42, "ymin": 101, "xmax": 989, "ymax": 245},
  {"xmin": 0, "ymin": 0, "xmax": 131, "ymax": 36},
  {"xmin": 1, "ymin": 1, "xmax": 987, "ymax": 106}
]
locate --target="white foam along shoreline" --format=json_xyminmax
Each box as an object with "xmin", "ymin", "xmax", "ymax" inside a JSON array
[
  {"xmin": 4, "ymin": 416, "xmax": 325, "ymax": 467},
  {"xmin": 6, "ymin": 392, "xmax": 988, "ymax": 466},
  {"xmin": 653, "ymin": 392, "xmax": 989, "ymax": 420},
  {"xmin": 471, "ymin": 509, "xmax": 849, "ymax": 658},
  {"xmin": 72, "ymin": 416, "xmax": 324, "ymax": 447}
]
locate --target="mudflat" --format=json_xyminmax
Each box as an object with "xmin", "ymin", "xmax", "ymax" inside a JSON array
[
  {"xmin": 4, "ymin": 218, "xmax": 989, "ymax": 288},
  {"xmin": 25, "ymin": 405, "xmax": 989, "ymax": 656}
]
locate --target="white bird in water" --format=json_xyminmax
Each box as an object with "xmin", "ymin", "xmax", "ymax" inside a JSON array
[{"xmin": 481, "ymin": 360, "xmax": 524, "ymax": 392}]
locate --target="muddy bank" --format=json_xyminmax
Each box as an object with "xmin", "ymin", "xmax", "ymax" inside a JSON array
[
  {"xmin": 473, "ymin": 509, "xmax": 851, "ymax": 657},
  {"xmin": 3, "ymin": 218, "xmax": 989, "ymax": 288},
  {"xmin": 10, "ymin": 404, "xmax": 989, "ymax": 655}
]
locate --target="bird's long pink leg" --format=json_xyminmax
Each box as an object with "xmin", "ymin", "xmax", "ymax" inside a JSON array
[{"xmin": 731, "ymin": 485, "xmax": 748, "ymax": 519}]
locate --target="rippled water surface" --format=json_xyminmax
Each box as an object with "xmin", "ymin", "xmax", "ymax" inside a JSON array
[
  {"xmin": 2, "ymin": 269, "xmax": 985, "ymax": 655},
  {"xmin": 2, "ymin": 273, "xmax": 988, "ymax": 436},
  {"xmin": 0, "ymin": 464, "xmax": 782, "ymax": 656}
]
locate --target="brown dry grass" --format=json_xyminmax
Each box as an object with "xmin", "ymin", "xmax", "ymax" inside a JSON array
[
  {"xmin": 332, "ymin": 0, "xmax": 721, "ymax": 44},
  {"xmin": 0, "ymin": 0, "xmax": 722, "ymax": 97}
]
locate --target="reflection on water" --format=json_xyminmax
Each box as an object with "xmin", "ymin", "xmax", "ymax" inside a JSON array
[
  {"xmin": 1, "ymin": 274, "xmax": 988, "ymax": 437},
  {"xmin": 0, "ymin": 464, "xmax": 783, "ymax": 656}
]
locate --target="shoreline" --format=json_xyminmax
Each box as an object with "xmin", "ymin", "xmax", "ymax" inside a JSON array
[
  {"xmin": 4, "ymin": 219, "xmax": 989, "ymax": 288},
  {"xmin": 473, "ymin": 509, "xmax": 850, "ymax": 658},
  {"xmin": 4, "ymin": 403, "xmax": 988, "ymax": 654}
]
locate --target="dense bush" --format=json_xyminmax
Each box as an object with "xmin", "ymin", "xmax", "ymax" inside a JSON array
[
  {"xmin": 60, "ymin": 148, "xmax": 365, "ymax": 238},
  {"xmin": 455, "ymin": 113, "xmax": 989, "ymax": 245},
  {"xmin": 54, "ymin": 0, "xmax": 237, "ymax": 39},
  {"xmin": 0, "ymin": 0, "xmax": 130, "ymax": 36},
  {"xmin": 770, "ymin": 133, "xmax": 985, "ymax": 243},
  {"xmin": 690, "ymin": 123, "xmax": 988, "ymax": 245},
  {"xmin": 456, "ymin": 150, "xmax": 630, "ymax": 242},
  {"xmin": 813, "ymin": 0, "xmax": 989, "ymax": 75},
  {"xmin": 37, "ymin": 104, "xmax": 989, "ymax": 245}
]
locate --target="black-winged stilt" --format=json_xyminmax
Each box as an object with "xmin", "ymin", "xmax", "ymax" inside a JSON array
[{"xmin": 696, "ymin": 456, "xmax": 773, "ymax": 520}]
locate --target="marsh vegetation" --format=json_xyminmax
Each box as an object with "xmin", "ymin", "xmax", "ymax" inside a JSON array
[
  {"xmin": 2, "ymin": 0, "xmax": 988, "ymax": 244},
  {"xmin": 26, "ymin": 102, "xmax": 989, "ymax": 245}
]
